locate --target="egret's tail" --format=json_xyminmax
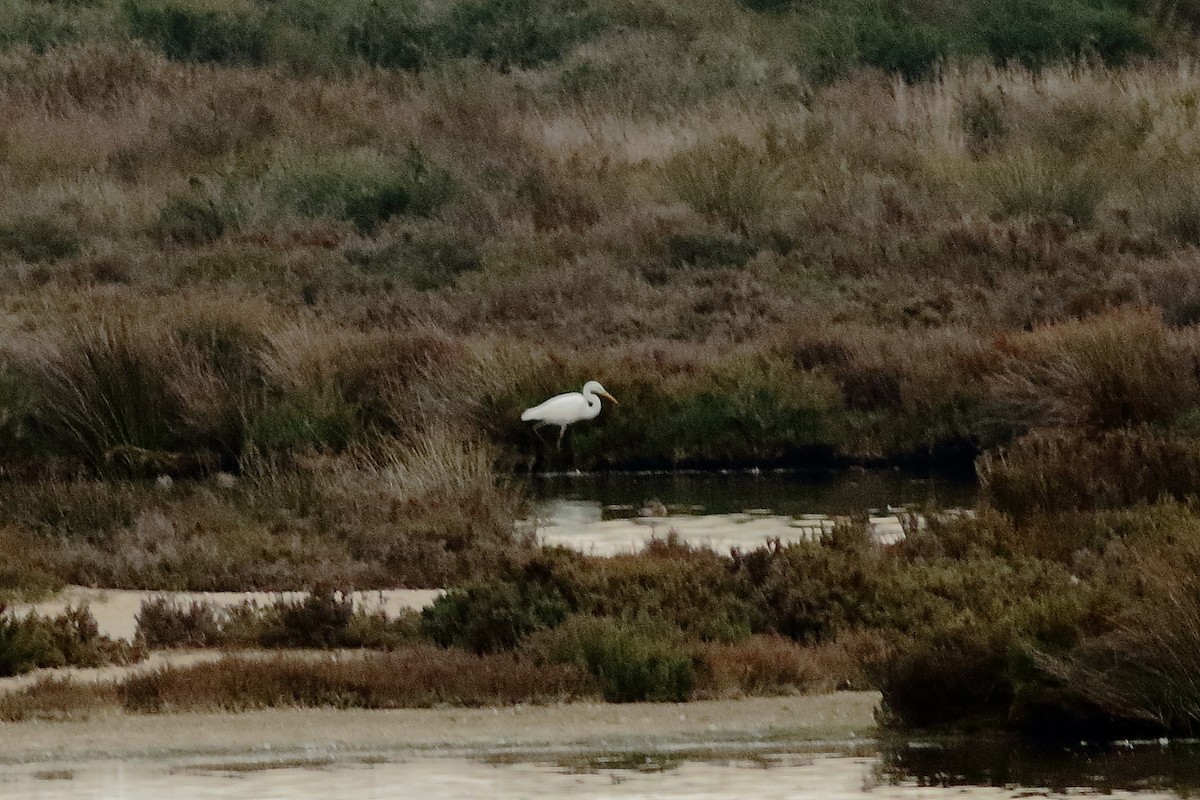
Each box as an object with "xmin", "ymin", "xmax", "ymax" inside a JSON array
[{"xmin": 520, "ymin": 408, "xmax": 536, "ymax": 421}]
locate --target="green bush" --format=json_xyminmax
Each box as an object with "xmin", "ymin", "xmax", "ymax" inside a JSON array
[
  {"xmin": 136, "ymin": 597, "xmax": 222, "ymax": 648},
  {"xmin": 555, "ymin": 538, "xmax": 761, "ymax": 643},
  {"xmin": 348, "ymin": 223, "xmax": 482, "ymax": 290},
  {"xmin": 873, "ymin": 621, "xmax": 1015, "ymax": 727},
  {"xmin": 420, "ymin": 579, "xmax": 569, "ymax": 653},
  {"xmin": 154, "ymin": 185, "xmax": 238, "ymax": 247},
  {"xmin": 979, "ymin": 429, "xmax": 1200, "ymax": 517},
  {"xmin": 666, "ymin": 233, "xmax": 759, "ymax": 269},
  {"xmin": 0, "ymin": 216, "xmax": 82, "ymax": 263},
  {"xmin": 980, "ymin": 150, "xmax": 1109, "ymax": 224},
  {"xmin": 663, "ymin": 138, "xmax": 789, "ymax": 235},
  {"xmin": 528, "ymin": 615, "xmax": 695, "ymax": 703},
  {"xmin": 125, "ymin": 0, "xmax": 269, "ymax": 65},
  {"xmin": 978, "ymin": 0, "xmax": 1153, "ymax": 69},
  {"xmin": 346, "ymin": 2, "xmax": 431, "ymax": 70},
  {"xmin": 438, "ymin": 0, "xmax": 606, "ymax": 69},
  {"xmin": 0, "ymin": 614, "xmax": 61, "ymax": 677},
  {"xmin": 260, "ymin": 586, "xmax": 355, "ymax": 649},
  {"xmin": 0, "ymin": 2, "xmax": 108, "ymax": 53},
  {"xmin": 268, "ymin": 149, "xmax": 454, "ymax": 233},
  {"xmin": 31, "ymin": 323, "xmax": 188, "ymax": 474},
  {"xmin": 245, "ymin": 385, "xmax": 362, "ymax": 452},
  {"xmin": 0, "ymin": 607, "xmax": 138, "ymax": 677},
  {"xmin": 856, "ymin": 14, "xmax": 948, "ymax": 82},
  {"xmin": 733, "ymin": 533, "xmax": 878, "ymax": 643}
]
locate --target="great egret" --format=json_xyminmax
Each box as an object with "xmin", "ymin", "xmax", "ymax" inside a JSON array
[{"xmin": 521, "ymin": 380, "xmax": 618, "ymax": 446}]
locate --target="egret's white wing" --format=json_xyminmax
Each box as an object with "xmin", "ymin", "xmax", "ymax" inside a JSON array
[{"xmin": 521, "ymin": 392, "xmax": 591, "ymax": 425}]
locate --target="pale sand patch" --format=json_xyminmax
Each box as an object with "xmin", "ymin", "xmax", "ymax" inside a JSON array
[
  {"xmin": 536, "ymin": 513, "xmax": 915, "ymax": 556},
  {"xmin": 0, "ymin": 692, "xmax": 881, "ymax": 765},
  {"xmin": 8, "ymin": 587, "xmax": 443, "ymax": 642}
]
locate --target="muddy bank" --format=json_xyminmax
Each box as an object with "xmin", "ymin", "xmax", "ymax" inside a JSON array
[{"xmin": 0, "ymin": 692, "xmax": 881, "ymax": 765}]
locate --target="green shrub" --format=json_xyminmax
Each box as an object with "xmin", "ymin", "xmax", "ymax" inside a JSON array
[
  {"xmin": 136, "ymin": 597, "xmax": 222, "ymax": 648},
  {"xmin": 980, "ymin": 150, "xmax": 1109, "ymax": 224},
  {"xmin": 420, "ymin": 579, "xmax": 569, "ymax": 653},
  {"xmin": 856, "ymin": 15, "xmax": 948, "ymax": 82},
  {"xmin": 0, "ymin": 607, "xmax": 139, "ymax": 677},
  {"xmin": 438, "ymin": 0, "xmax": 606, "ymax": 69},
  {"xmin": 979, "ymin": 429, "xmax": 1200, "ymax": 516},
  {"xmin": 0, "ymin": 613, "xmax": 61, "ymax": 677},
  {"xmin": 245, "ymin": 385, "xmax": 361, "ymax": 452},
  {"xmin": 347, "ymin": 222, "xmax": 482, "ymax": 290},
  {"xmin": 0, "ymin": 2, "xmax": 108, "ymax": 53},
  {"xmin": 136, "ymin": 593, "xmax": 419, "ymax": 649},
  {"xmin": 556, "ymin": 537, "xmax": 761, "ymax": 643},
  {"xmin": 346, "ymin": 2, "xmax": 431, "ymax": 70},
  {"xmin": 154, "ymin": 184, "xmax": 238, "ymax": 247},
  {"xmin": 733, "ymin": 533, "xmax": 878, "ymax": 643},
  {"xmin": 125, "ymin": 0, "xmax": 269, "ymax": 65},
  {"xmin": 663, "ymin": 138, "xmax": 789, "ymax": 235},
  {"xmin": 527, "ymin": 615, "xmax": 695, "ymax": 703},
  {"xmin": 978, "ymin": 0, "xmax": 1153, "ymax": 69},
  {"xmin": 260, "ymin": 586, "xmax": 354, "ymax": 649},
  {"xmin": 268, "ymin": 149, "xmax": 454, "ymax": 233},
  {"xmin": 0, "ymin": 216, "xmax": 82, "ymax": 263},
  {"xmin": 1027, "ymin": 537, "xmax": 1200, "ymax": 734},
  {"xmin": 31, "ymin": 323, "xmax": 188, "ymax": 473},
  {"xmin": 873, "ymin": 621, "xmax": 1015, "ymax": 727},
  {"xmin": 666, "ymin": 233, "xmax": 759, "ymax": 269}
]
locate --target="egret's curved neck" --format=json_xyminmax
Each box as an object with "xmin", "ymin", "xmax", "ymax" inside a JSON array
[{"xmin": 582, "ymin": 387, "xmax": 601, "ymax": 411}]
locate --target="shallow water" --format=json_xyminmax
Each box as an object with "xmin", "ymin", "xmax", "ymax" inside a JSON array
[
  {"xmin": 526, "ymin": 469, "xmax": 977, "ymax": 555},
  {"xmin": 3, "ymin": 740, "xmax": 1194, "ymax": 800},
  {"xmin": 522, "ymin": 469, "xmax": 978, "ymax": 521}
]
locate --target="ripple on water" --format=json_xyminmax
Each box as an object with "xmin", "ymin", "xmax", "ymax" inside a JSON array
[{"xmin": 2, "ymin": 742, "xmax": 1194, "ymax": 800}]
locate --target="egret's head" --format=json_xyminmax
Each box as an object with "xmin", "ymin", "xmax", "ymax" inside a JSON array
[{"xmin": 583, "ymin": 380, "xmax": 618, "ymax": 404}]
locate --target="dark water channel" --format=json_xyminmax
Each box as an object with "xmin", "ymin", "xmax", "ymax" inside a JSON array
[{"xmin": 879, "ymin": 737, "xmax": 1200, "ymax": 796}]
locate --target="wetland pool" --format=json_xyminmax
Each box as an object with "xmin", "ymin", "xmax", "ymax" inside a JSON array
[
  {"xmin": 522, "ymin": 469, "xmax": 979, "ymax": 522},
  {"xmin": 5, "ymin": 738, "xmax": 1197, "ymax": 800}
]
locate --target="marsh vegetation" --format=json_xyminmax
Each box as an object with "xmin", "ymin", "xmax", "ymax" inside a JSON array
[{"xmin": 3, "ymin": 0, "xmax": 1200, "ymax": 741}]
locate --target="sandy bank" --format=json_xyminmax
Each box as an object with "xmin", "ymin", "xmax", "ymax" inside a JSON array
[{"xmin": 0, "ymin": 692, "xmax": 880, "ymax": 765}]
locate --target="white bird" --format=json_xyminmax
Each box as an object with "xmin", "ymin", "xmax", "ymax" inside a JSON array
[{"xmin": 521, "ymin": 380, "xmax": 618, "ymax": 446}]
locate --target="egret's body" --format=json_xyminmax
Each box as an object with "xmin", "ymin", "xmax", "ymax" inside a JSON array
[{"xmin": 521, "ymin": 380, "xmax": 618, "ymax": 445}]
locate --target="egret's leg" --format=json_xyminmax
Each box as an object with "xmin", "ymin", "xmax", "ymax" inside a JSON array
[
  {"xmin": 557, "ymin": 425, "xmax": 566, "ymax": 449},
  {"xmin": 531, "ymin": 421, "xmax": 548, "ymax": 444}
]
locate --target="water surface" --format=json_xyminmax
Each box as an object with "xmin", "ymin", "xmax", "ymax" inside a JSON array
[
  {"xmin": 5, "ymin": 739, "xmax": 1195, "ymax": 800},
  {"xmin": 522, "ymin": 469, "xmax": 978, "ymax": 522}
]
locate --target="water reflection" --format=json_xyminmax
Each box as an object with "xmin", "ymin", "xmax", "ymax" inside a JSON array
[
  {"xmin": 878, "ymin": 737, "xmax": 1200, "ymax": 796},
  {"xmin": 3, "ymin": 741, "xmax": 1195, "ymax": 800},
  {"xmin": 521, "ymin": 469, "xmax": 978, "ymax": 521}
]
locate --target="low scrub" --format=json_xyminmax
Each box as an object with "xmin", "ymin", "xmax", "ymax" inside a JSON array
[
  {"xmin": 420, "ymin": 579, "xmax": 568, "ymax": 654},
  {"xmin": 979, "ymin": 429, "xmax": 1200, "ymax": 517},
  {"xmin": 694, "ymin": 632, "xmax": 887, "ymax": 698},
  {"xmin": 267, "ymin": 149, "xmax": 454, "ymax": 234},
  {"xmin": 0, "ymin": 216, "xmax": 82, "ymax": 262},
  {"xmin": 0, "ymin": 606, "xmax": 142, "ymax": 677},
  {"xmin": 119, "ymin": 648, "xmax": 592, "ymax": 712},
  {"xmin": 986, "ymin": 308, "xmax": 1199, "ymax": 433},
  {"xmin": 136, "ymin": 590, "xmax": 418, "ymax": 650},
  {"xmin": 525, "ymin": 614, "xmax": 695, "ymax": 703},
  {"xmin": 663, "ymin": 138, "xmax": 789, "ymax": 235}
]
